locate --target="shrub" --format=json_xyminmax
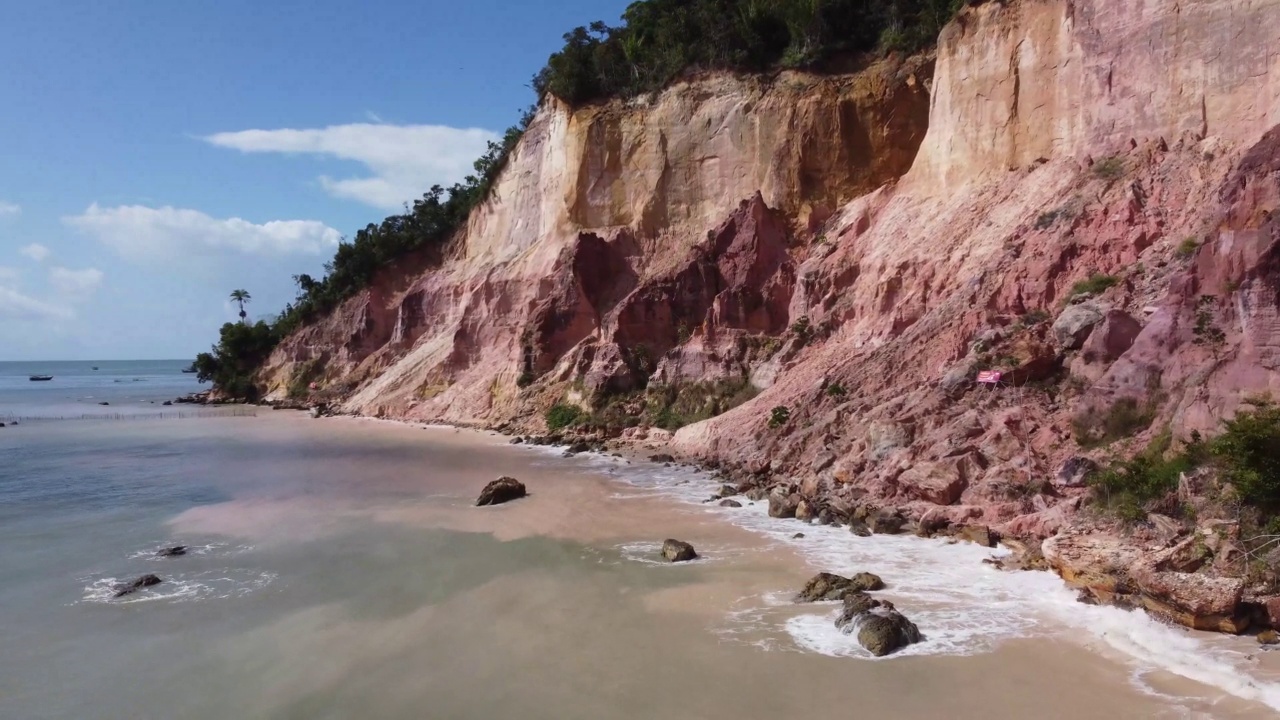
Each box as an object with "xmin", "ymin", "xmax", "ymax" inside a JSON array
[
  {"xmin": 768, "ymin": 405, "xmax": 791, "ymax": 428},
  {"xmin": 1192, "ymin": 296, "xmax": 1226, "ymax": 350},
  {"xmin": 1211, "ymin": 401, "xmax": 1280, "ymax": 511},
  {"xmin": 1067, "ymin": 273, "xmax": 1120, "ymax": 300},
  {"xmin": 1073, "ymin": 397, "xmax": 1157, "ymax": 446},
  {"xmin": 1021, "ymin": 309, "xmax": 1051, "ymax": 326},
  {"xmin": 545, "ymin": 402, "xmax": 585, "ymax": 431},
  {"xmin": 825, "ymin": 382, "xmax": 847, "ymax": 398},
  {"xmin": 516, "ymin": 370, "xmax": 536, "ymax": 388},
  {"xmin": 791, "ymin": 316, "xmax": 814, "ymax": 346},
  {"xmin": 1092, "ymin": 156, "xmax": 1126, "ymax": 180},
  {"xmin": 1176, "ymin": 237, "xmax": 1200, "ymax": 259}
]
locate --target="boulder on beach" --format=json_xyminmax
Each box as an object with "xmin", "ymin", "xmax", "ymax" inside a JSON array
[
  {"xmin": 869, "ymin": 510, "xmax": 906, "ymax": 534},
  {"xmin": 113, "ymin": 574, "xmax": 162, "ymax": 598},
  {"xmin": 661, "ymin": 539, "xmax": 698, "ymax": 562},
  {"xmin": 745, "ymin": 486, "xmax": 769, "ymax": 502},
  {"xmin": 795, "ymin": 499, "xmax": 817, "ymax": 522},
  {"xmin": 565, "ymin": 441, "xmax": 591, "ymax": 455},
  {"xmin": 719, "ymin": 499, "xmax": 743, "ymax": 508},
  {"xmin": 476, "ymin": 476, "xmax": 527, "ymax": 506},
  {"xmin": 834, "ymin": 592, "xmax": 922, "ymax": 656},
  {"xmin": 1258, "ymin": 630, "xmax": 1280, "ymax": 645},
  {"xmin": 510, "ymin": 437, "xmax": 524, "ymax": 445},
  {"xmin": 156, "ymin": 546, "xmax": 187, "ymax": 557},
  {"xmin": 796, "ymin": 572, "xmax": 885, "ymax": 602},
  {"xmin": 768, "ymin": 486, "xmax": 799, "ymax": 519},
  {"xmin": 717, "ymin": 484, "xmax": 737, "ymax": 498},
  {"xmin": 649, "ymin": 453, "xmax": 675, "ymax": 463}
]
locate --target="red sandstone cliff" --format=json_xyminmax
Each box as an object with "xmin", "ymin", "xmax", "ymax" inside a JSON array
[{"xmin": 261, "ymin": 0, "xmax": 1280, "ymax": 632}]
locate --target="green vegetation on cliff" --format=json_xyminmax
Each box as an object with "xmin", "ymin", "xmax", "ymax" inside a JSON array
[
  {"xmin": 537, "ymin": 0, "xmax": 965, "ymax": 104},
  {"xmin": 1089, "ymin": 400, "xmax": 1280, "ymax": 522}
]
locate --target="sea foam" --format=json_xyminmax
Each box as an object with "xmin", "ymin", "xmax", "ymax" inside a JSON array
[{"xmin": 551, "ymin": 447, "xmax": 1280, "ymax": 712}]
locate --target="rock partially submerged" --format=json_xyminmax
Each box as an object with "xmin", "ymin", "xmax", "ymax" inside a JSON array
[
  {"xmin": 719, "ymin": 499, "xmax": 742, "ymax": 508},
  {"xmin": 649, "ymin": 453, "xmax": 675, "ymax": 463},
  {"xmin": 796, "ymin": 572, "xmax": 886, "ymax": 602},
  {"xmin": 113, "ymin": 574, "xmax": 162, "ymax": 598},
  {"xmin": 475, "ymin": 476, "xmax": 527, "ymax": 506},
  {"xmin": 661, "ymin": 539, "xmax": 698, "ymax": 562},
  {"xmin": 834, "ymin": 592, "xmax": 922, "ymax": 656},
  {"xmin": 156, "ymin": 546, "xmax": 187, "ymax": 557}
]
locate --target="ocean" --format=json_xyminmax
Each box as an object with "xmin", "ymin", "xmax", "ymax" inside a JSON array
[
  {"xmin": 0, "ymin": 359, "xmax": 207, "ymax": 421},
  {"xmin": 2, "ymin": 369, "xmax": 1279, "ymax": 718}
]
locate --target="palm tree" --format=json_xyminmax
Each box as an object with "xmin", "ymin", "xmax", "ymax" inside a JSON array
[{"xmin": 229, "ymin": 289, "xmax": 251, "ymax": 323}]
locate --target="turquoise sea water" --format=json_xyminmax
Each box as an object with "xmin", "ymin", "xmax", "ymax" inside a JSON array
[{"xmin": 0, "ymin": 360, "xmax": 205, "ymax": 420}]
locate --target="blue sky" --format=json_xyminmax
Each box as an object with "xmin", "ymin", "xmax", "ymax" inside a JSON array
[{"xmin": 0, "ymin": 0, "xmax": 629, "ymax": 360}]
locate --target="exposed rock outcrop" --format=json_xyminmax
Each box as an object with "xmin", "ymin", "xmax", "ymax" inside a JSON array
[
  {"xmin": 661, "ymin": 539, "xmax": 698, "ymax": 563},
  {"xmin": 476, "ymin": 477, "xmax": 527, "ymax": 506},
  {"xmin": 255, "ymin": 0, "xmax": 1280, "ymax": 636},
  {"xmin": 113, "ymin": 574, "xmax": 162, "ymax": 598}
]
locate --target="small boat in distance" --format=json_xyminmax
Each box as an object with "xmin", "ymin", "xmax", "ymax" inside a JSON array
[
  {"xmin": 91, "ymin": 366, "xmax": 99, "ymax": 370},
  {"xmin": 181, "ymin": 364, "xmax": 197, "ymax": 374},
  {"xmin": 29, "ymin": 375, "xmax": 53, "ymax": 382}
]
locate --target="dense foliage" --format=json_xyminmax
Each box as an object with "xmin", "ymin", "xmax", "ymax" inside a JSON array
[
  {"xmin": 535, "ymin": 0, "xmax": 966, "ymax": 104},
  {"xmin": 1089, "ymin": 401, "xmax": 1280, "ymax": 521},
  {"xmin": 193, "ymin": 321, "xmax": 282, "ymax": 400}
]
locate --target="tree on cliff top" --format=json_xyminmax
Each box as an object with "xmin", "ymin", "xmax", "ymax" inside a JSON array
[
  {"xmin": 535, "ymin": 0, "xmax": 967, "ymax": 105},
  {"xmin": 229, "ymin": 289, "xmax": 251, "ymax": 323}
]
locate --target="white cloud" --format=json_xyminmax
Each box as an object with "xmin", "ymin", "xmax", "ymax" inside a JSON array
[
  {"xmin": 0, "ymin": 201, "xmax": 19, "ymax": 216},
  {"xmin": 48, "ymin": 266, "xmax": 104, "ymax": 298},
  {"xmin": 204, "ymin": 123, "xmax": 499, "ymax": 209},
  {"xmin": 0, "ymin": 266, "xmax": 17, "ymax": 281},
  {"xmin": 0, "ymin": 283, "xmax": 73, "ymax": 321},
  {"xmin": 64, "ymin": 204, "xmax": 341, "ymax": 260},
  {"xmin": 19, "ymin": 243, "xmax": 50, "ymax": 262}
]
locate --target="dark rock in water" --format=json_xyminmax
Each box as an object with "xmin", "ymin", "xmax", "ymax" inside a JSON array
[
  {"xmin": 833, "ymin": 592, "xmax": 921, "ymax": 656},
  {"xmin": 0, "ymin": 422, "xmax": 5, "ymax": 428},
  {"xmin": 661, "ymin": 539, "xmax": 697, "ymax": 562},
  {"xmin": 510, "ymin": 437, "xmax": 524, "ymax": 445},
  {"xmin": 835, "ymin": 592, "xmax": 889, "ymax": 626},
  {"xmin": 719, "ymin": 499, "xmax": 742, "ymax": 508},
  {"xmin": 855, "ymin": 610, "xmax": 922, "ymax": 657},
  {"xmin": 817, "ymin": 508, "xmax": 834, "ymax": 525},
  {"xmin": 156, "ymin": 546, "xmax": 188, "ymax": 557},
  {"xmin": 850, "ymin": 572, "xmax": 885, "ymax": 591},
  {"xmin": 113, "ymin": 574, "xmax": 162, "ymax": 598},
  {"xmin": 98, "ymin": 401, "xmax": 110, "ymax": 406},
  {"xmin": 745, "ymin": 486, "xmax": 769, "ymax": 502},
  {"xmin": 793, "ymin": 533, "xmax": 806, "ymax": 539},
  {"xmin": 869, "ymin": 510, "xmax": 906, "ymax": 535},
  {"xmin": 795, "ymin": 499, "xmax": 817, "ymax": 522},
  {"xmin": 849, "ymin": 519, "xmax": 872, "ymax": 537},
  {"xmin": 768, "ymin": 486, "xmax": 799, "ymax": 519},
  {"xmin": 1258, "ymin": 630, "xmax": 1280, "ymax": 645},
  {"xmin": 162, "ymin": 401, "xmax": 172, "ymax": 406},
  {"xmin": 565, "ymin": 441, "xmax": 591, "ymax": 455},
  {"xmin": 717, "ymin": 484, "xmax": 737, "ymax": 499},
  {"xmin": 797, "ymin": 572, "xmax": 885, "ymax": 602},
  {"xmin": 476, "ymin": 476, "xmax": 527, "ymax": 506},
  {"xmin": 649, "ymin": 453, "xmax": 675, "ymax": 463}
]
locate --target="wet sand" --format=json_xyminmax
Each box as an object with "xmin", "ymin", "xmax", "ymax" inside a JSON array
[
  {"xmin": 171, "ymin": 416, "xmax": 1280, "ymax": 718},
  {"xmin": 4, "ymin": 413, "xmax": 1277, "ymax": 718}
]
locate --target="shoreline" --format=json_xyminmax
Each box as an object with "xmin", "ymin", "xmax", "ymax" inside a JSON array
[{"xmin": 311, "ymin": 411, "xmax": 1280, "ymax": 713}]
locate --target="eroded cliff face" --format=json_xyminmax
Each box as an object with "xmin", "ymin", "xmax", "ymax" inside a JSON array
[
  {"xmin": 262, "ymin": 57, "xmax": 934, "ymax": 420},
  {"xmin": 264, "ymin": 0, "xmax": 1280, "ymax": 630}
]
